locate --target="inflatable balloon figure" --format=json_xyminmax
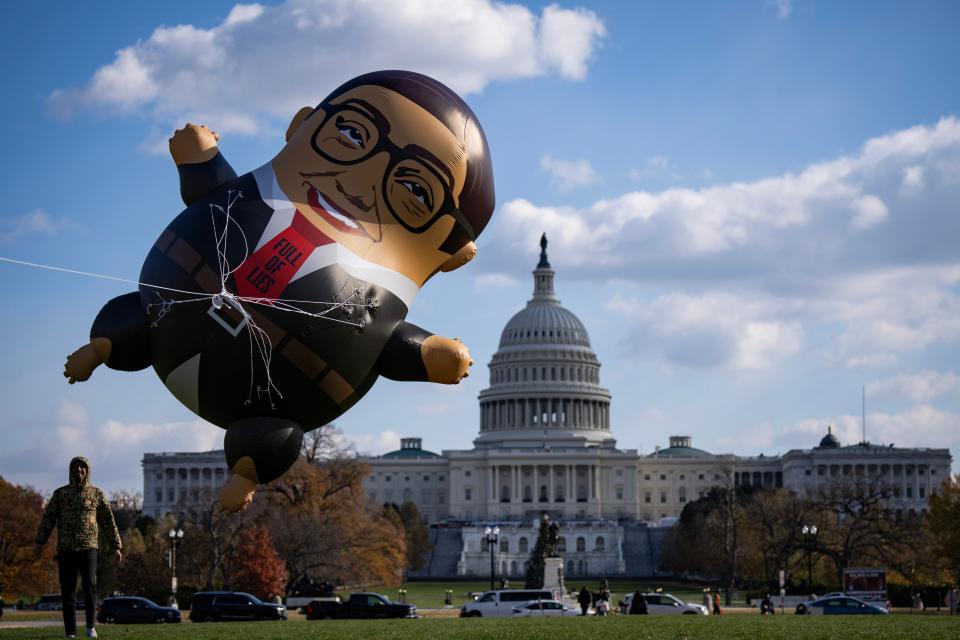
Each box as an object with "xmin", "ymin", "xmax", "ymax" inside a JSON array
[{"xmin": 63, "ymin": 71, "xmax": 495, "ymax": 511}]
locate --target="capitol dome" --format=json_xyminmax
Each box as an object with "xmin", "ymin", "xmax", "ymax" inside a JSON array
[{"xmin": 476, "ymin": 235, "xmax": 614, "ymax": 449}]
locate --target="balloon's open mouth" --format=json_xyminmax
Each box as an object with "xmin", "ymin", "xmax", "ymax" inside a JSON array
[{"xmin": 307, "ymin": 186, "xmax": 371, "ymax": 239}]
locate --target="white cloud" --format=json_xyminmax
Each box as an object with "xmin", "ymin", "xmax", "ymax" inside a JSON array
[
  {"xmin": 609, "ymin": 292, "xmax": 803, "ymax": 370},
  {"xmin": 775, "ymin": 405, "xmax": 960, "ymax": 452},
  {"xmin": 901, "ymin": 165, "xmax": 925, "ymax": 193},
  {"xmin": 347, "ymin": 429, "xmax": 402, "ymax": 455},
  {"xmin": 538, "ymin": 4, "xmax": 606, "ymax": 80},
  {"xmin": 487, "ymin": 118, "xmax": 960, "ymax": 369},
  {"xmin": 629, "ymin": 155, "xmax": 683, "ymax": 182},
  {"xmin": 867, "ymin": 370, "xmax": 960, "ymax": 403},
  {"xmin": 849, "ymin": 194, "xmax": 888, "ymax": 230},
  {"xmin": 495, "ymin": 117, "xmax": 960, "ymax": 263},
  {"xmin": 715, "ymin": 404, "xmax": 960, "ymax": 462},
  {"xmin": 225, "ymin": 3, "xmax": 265, "ymax": 26},
  {"xmin": 475, "ymin": 273, "xmax": 520, "ymax": 288},
  {"xmin": 770, "ymin": 0, "xmax": 793, "ymax": 20},
  {"xmin": 0, "ymin": 209, "xmax": 73, "ymax": 243},
  {"xmin": 49, "ymin": 0, "xmax": 605, "ymax": 136},
  {"xmin": 540, "ymin": 155, "xmax": 599, "ymax": 190},
  {"xmin": 0, "ymin": 399, "xmax": 223, "ymax": 493}
]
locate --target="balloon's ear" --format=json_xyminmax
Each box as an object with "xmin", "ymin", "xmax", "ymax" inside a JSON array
[
  {"xmin": 439, "ymin": 242, "xmax": 477, "ymax": 272},
  {"xmin": 286, "ymin": 107, "xmax": 315, "ymax": 142}
]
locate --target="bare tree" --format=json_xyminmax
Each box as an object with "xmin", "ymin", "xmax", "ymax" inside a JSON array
[{"xmin": 809, "ymin": 476, "xmax": 891, "ymax": 584}]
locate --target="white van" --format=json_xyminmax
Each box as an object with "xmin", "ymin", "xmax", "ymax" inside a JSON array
[{"xmin": 460, "ymin": 590, "xmax": 557, "ymax": 617}]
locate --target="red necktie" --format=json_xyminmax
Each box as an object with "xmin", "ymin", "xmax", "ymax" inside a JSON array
[{"xmin": 234, "ymin": 211, "xmax": 333, "ymax": 299}]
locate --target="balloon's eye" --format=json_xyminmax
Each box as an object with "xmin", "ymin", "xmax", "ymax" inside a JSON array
[
  {"xmin": 337, "ymin": 124, "xmax": 365, "ymax": 149},
  {"xmin": 401, "ymin": 181, "xmax": 432, "ymax": 210}
]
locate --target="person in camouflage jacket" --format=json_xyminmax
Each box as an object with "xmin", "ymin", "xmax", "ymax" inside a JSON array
[{"xmin": 34, "ymin": 456, "xmax": 122, "ymax": 639}]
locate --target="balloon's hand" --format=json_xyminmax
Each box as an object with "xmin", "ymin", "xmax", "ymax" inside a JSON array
[
  {"xmin": 169, "ymin": 123, "xmax": 220, "ymax": 166},
  {"xmin": 115, "ymin": 549, "xmax": 123, "ymax": 563},
  {"xmin": 63, "ymin": 339, "xmax": 109, "ymax": 384},
  {"xmin": 422, "ymin": 335, "xmax": 472, "ymax": 384}
]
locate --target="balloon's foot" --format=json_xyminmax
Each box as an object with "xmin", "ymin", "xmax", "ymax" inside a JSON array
[{"xmin": 219, "ymin": 457, "xmax": 258, "ymax": 512}]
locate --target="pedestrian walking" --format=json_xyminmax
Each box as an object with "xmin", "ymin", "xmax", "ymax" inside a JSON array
[
  {"xmin": 702, "ymin": 588, "xmax": 711, "ymax": 612},
  {"xmin": 946, "ymin": 587, "xmax": 959, "ymax": 615},
  {"xmin": 34, "ymin": 457, "xmax": 122, "ymax": 639},
  {"xmin": 629, "ymin": 590, "xmax": 648, "ymax": 615},
  {"xmin": 577, "ymin": 586, "xmax": 591, "ymax": 616},
  {"xmin": 713, "ymin": 590, "xmax": 722, "ymax": 615}
]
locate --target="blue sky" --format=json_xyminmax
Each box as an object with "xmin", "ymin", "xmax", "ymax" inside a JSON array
[{"xmin": 1, "ymin": 0, "xmax": 958, "ymax": 494}]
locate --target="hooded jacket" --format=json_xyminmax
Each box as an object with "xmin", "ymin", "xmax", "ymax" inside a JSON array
[{"xmin": 35, "ymin": 457, "xmax": 122, "ymax": 552}]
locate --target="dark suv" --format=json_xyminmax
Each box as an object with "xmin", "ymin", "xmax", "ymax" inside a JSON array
[
  {"xmin": 189, "ymin": 592, "xmax": 287, "ymax": 622},
  {"xmin": 97, "ymin": 597, "xmax": 181, "ymax": 624}
]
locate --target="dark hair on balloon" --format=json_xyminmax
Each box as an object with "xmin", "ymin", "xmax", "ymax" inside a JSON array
[{"xmin": 320, "ymin": 70, "xmax": 495, "ymax": 255}]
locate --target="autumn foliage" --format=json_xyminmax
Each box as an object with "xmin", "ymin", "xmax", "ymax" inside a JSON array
[
  {"xmin": 228, "ymin": 525, "xmax": 287, "ymax": 599},
  {"xmin": 0, "ymin": 476, "xmax": 57, "ymax": 597}
]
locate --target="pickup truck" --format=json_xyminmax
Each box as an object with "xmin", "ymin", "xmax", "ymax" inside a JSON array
[{"xmin": 305, "ymin": 593, "xmax": 416, "ymax": 619}]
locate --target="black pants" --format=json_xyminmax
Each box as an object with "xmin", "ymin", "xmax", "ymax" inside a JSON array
[{"xmin": 58, "ymin": 550, "xmax": 98, "ymax": 636}]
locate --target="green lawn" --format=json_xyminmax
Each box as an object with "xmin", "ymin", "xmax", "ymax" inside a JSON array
[{"xmin": 2, "ymin": 616, "xmax": 960, "ymax": 640}]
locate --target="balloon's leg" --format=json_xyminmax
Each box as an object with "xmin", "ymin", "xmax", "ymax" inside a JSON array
[
  {"xmin": 220, "ymin": 417, "xmax": 304, "ymax": 512},
  {"xmin": 219, "ymin": 457, "xmax": 258, "ymax": 512}
]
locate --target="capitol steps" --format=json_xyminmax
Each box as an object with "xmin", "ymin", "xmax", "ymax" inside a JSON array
[
  {"xmin": 621, "ymin": 524, "xmax": 668, "ymax": 577},
  {"xmin": 409, "ymin": 528, "xmax": 464, "ymax": 578}
]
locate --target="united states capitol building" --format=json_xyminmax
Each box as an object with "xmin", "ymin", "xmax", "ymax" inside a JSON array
[{"xmin": 143, "ymin": 237, "xmax": 952, "ymax": 578}]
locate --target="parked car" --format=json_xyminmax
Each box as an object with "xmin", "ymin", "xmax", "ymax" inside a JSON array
[
  {"xmin": 189, "ymin": 592, "xmax": 287, "ymax": 622},
  {"xmin": 305, "ymin": 593, "xmax": 415, "ymax": 619},
  {"xmin": 97, "ymin": 597, "xmax": 181, "ymax": 624},
  {"xmin": 795, "ymin": 595, "xmax": 889, "ymax": 615},
  {"xmin": 622, "ymin": 593, "xmax": 709, "ymax": 615},
  {"xmin": 35, "ymin": 594, "xmax": 63, "ymax": 611},
  {"xmin": 511, "ymin": 600, "xmax": 581, "ymax": 617},
  {"xmin": 460, "ymin": 589, "xmax": 557, "ymax": 617}
]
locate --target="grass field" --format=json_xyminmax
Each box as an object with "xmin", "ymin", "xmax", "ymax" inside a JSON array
[{"xmin": 2, "ymin": 615, "xmax": 960, "ymax": 640}]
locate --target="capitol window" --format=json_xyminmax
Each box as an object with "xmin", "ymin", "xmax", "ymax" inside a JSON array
[
  {"xmin": 465, "ymin": 487, "xmax": 472, "ymax": 501},
  {"xmin": 576, "ymin": 537, "xmax": 586, "ymax": 551},
  {"xmin": 385, "ymin": 475, "xmax": 392, "ymax": 482},
  {"xmin": 595, "ymin": 537, "xmax": 605, "ymax": 551}
]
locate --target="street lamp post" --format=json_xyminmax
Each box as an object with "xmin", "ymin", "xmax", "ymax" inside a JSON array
[
  {"xmin": 169, "ymin": 528, "xmax": 184, "ymax": 607},
  {"xmin": 801, "ymin": 525, "xmax": 818, "ymax": 595},
  {"xmin": 484, "ymin": 526, "xmax": 500, "ymax": 591}
]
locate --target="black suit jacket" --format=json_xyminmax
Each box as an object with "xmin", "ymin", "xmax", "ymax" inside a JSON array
[{"xmin": 125, "ymin": 168, "xmax": 430, "ymax": 431}]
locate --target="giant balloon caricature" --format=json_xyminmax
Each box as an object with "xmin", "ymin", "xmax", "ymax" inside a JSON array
[{"xmin": 63, "ymin": 71, "xmax": 495, "ymax": 511}]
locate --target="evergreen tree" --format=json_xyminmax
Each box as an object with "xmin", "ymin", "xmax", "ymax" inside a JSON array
[{"xmin": 524, "ymin": 515, "xmax": 550, "ymax": 588}]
